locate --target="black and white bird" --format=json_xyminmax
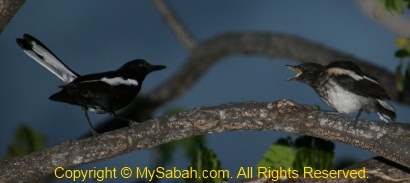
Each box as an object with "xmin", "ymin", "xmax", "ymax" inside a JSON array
[
  {"xmin": 286, "ymin": 61, "xmax": 396, "ymax": 123},
  {"xmin": 16, "ymin": 34, "xmax": 166, "ymax": 136}
]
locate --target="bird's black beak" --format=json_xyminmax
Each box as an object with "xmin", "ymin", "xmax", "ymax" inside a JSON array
[
  {"xmin": 286, "ymin": 65, "xmax": 302, "ymax": 81},
  {"xmin": 150, "ymin": 65, "xmax": 166, "ymax": 72}
]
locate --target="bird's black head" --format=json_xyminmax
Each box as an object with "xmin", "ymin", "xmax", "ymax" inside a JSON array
[
  {"xmin": 286, "ymin": 63, "xmax": 323, "ymax": 86},
  {"xmin": 119, "ymin": 59, "xmax": 166, "ymax": 73}
]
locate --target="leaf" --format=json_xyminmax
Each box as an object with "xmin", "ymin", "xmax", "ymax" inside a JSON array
[
  {"xmin": 395, "ymin": 49, "xmax": 409, "ymax": 58},
  {"xmin": 405, "ymin": 61, "xmax": 410, "ymax": 86},
  {"xmin": 293, "ymin": 136, "xmax": 334, "ymax": 172},
  {"xmin": 381, "ymin": 0, "xmax": 404, "ymax": 14},
  {"xmin": 258, "ymin": 136, "xmax": 335, "ymax": 176},
  {"xmin": 257, "ymin": 144, "xmax": 295, "ymax": 169},
  {"xmin": 185, "ymin": 146, "xmax": 227, "ymax": 183},
  {"xmin": 395, "ymin": 38, "xmax": 408, "ymax": 47},
  {"xmin": 293, "ymin": 147, "xmax": 334, "ymax": 172},
  {"xmin": 396, "ymin": 63, "xmax": 404, "ymax": 92},
  {"xmin": 4, "ymin": 124, "xmax": 45, "ymax": 160}
]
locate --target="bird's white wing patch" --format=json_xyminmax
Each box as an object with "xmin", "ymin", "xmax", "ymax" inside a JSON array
[
  {"xmin": 101, "ymin": 77, "xmax": 138, "ymax": 86},
  {"xmin": 326, "ymin": 68, "xmax": 379, "ymax": 84}
]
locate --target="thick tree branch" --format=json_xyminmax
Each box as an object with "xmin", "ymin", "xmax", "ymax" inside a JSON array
[
  {"xmin": 104, "ymin": 4, "xmax": 410, "ymax": 132},
  {"xmin": 2, "ymin": 99, "xmax": 409, "ymax": 182},
  {"xmin": 0, "ymin": 0, "xmax": 25, "ymax": 34},
  {"xmin": 110, "ymin": 32, "xmax": 410, "ymax": 133}
]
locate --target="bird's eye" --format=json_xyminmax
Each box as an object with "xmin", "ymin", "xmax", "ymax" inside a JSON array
[{"xmin": 302, "ymin": 65, "xmax": 308, "ymax": 71}]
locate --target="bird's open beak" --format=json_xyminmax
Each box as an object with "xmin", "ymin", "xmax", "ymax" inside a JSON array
[
  {"xmin": 286, "ymin": 65, "xmax": 302, "ymax": 81},
  {"xmin": 150, "ymin": 65, "xmax": 166, "ymax": 71}
]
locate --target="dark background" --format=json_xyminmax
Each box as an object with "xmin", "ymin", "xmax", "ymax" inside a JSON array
[{"xmin": 0, "ymin": 1, "xmax": 408, "ymax": 182}]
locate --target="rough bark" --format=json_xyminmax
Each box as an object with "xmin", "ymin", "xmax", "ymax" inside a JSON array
[
  {"xmin": 1, "ymin": 99, "xmax": 409, "ymax": 182},
  {"xmin": 0, "ymin": 0, "xmax": 25, "ymax": 34}
]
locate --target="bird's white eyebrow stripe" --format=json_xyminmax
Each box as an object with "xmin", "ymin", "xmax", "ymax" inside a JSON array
[
  {"xmin": 326, "ymin": 68, "xmax": 379, "ymax": 84},
  {"xmin": 81, "ymin": 77, "xmax": 138, "ymax": 86}
]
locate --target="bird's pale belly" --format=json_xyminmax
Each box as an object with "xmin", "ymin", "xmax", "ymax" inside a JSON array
[{"xmin": 317, "ymin": 80, "xmax": 375, "ymax": 114}]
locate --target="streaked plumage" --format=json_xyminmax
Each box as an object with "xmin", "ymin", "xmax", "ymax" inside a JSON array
[{"xmin": 286, "ymin": 61, "xmax": 396, "ymax": 123}]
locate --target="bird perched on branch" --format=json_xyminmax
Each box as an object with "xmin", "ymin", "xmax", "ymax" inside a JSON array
[
  {"xmin": 286, "ymin": 61, "xmax": 396, "ymax": 123},
  {"xmin": 16, "ymin": 34, "xmax": 166, "ymax": 136}
]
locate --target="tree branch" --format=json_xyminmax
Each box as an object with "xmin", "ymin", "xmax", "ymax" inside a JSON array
[
  {"xmin": 105, "ymin": 3, "xmax": 410, "ymax": 132},
  {"xmin": 151, "ymin": 0, "xmax": 197, "ymax": 50},
  {"xmin": 2, "ymin": 99, "xmax": 409, "ymax": 182},
  {"xmin": 146, "ymin": 32, "xmax": 410, "ymax": 107},
  {"xmin": 146, "ymin": 0, "xmax": 410, "ymax": 108},
  {"xmin": 0, "ymin": 0, "xmax": 25, "ymax": 34}
]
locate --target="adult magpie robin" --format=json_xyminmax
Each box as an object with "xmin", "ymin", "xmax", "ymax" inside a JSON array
[
  {"xmin": 16, "ymin": 34, "xmax": 166, "ymax": 136},
  {"xmin": 286, "ymin": 61, "xmax": 396, "ymax": 123}
]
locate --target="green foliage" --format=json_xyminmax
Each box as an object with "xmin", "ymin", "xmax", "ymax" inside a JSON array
[
  {"xmin": 258, "ymin": 137, "xmax": 295, "ymax": 169},
  {"xmin": 258, "ymin": 144, "xmax": 295, "ymax": 169},
  {"xmin": 185, "ymin": 145, "xmax": 227, "ymax": 183},
  {"xmin": 377, "ymin": 0, "xmax": 410, "ymax": 14},
  {"xmin": 258, "ymin": 136, "xmax": 335, "ymax": 174},
  {"xmin": 394, "ymin": 38, "xmax": 410, "ymax": 98},
  {"xmin": 375, "ymin": 0, "xmax": 410, "ymax": 98},
  {"xmin": 4, "ymin": 124, "xmax": 45, "ymax": 160},
  {"xmin": 292, "ymin": 136, "xmax": 334, "ymax": 172}
]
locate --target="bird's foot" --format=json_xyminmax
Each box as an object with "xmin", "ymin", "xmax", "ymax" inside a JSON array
[
  {"xmin": 128, "ymin": 121, "xmax": 139, "ymax": 132},
  {"xmin": 91, "ymin": 129, "xmax": 99, "ymax": 138},
  {"xmin": 346, "ymin": 118, "xmax": 359, "ymax": 129}
]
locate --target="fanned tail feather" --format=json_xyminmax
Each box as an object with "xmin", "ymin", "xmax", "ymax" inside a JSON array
[
  {"xmin": 16, "ymin": 34, "xmax": 79, "ymax": 83},
  {"xmin": 376, "ymin": 99, "xmax": 396, "ymax": 123}
]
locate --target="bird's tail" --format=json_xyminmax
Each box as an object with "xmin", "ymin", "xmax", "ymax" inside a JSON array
[
  {"xmin": 16, "ymin": 34, "xmax": 79, "ymax": 83},
  {"xmin": 376, "ymin": 99, "xmax": 396, "ymax": 123}
]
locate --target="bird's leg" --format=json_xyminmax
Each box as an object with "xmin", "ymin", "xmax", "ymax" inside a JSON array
[
  {"xmin": 348, "ymin": 109, "xmax": 362, "ymax": 129},
  {"xmin": 353, "ymin": 109, "xmax": 362, "ymax": 122},
  {"xmin": 82, "ymin": 107, "xmax": 98, "ymax": 137}
]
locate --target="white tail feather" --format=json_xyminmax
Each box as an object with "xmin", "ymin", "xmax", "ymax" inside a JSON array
[
  {"xmin": 19, "ymin": 35, "xmax": 78, "ymax": 83},
  {"xmin": 377, "ymin": 99, "xmax": 395, "ymax": 112},
  {"xmin": 377, "ymin": 112, "xmax": 390, "ymax": 123}
]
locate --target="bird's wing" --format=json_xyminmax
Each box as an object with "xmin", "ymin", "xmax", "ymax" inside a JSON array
[
  {"xmin": 56, "ymin": 72, "xmax": 140, "ymax": 99},
  {"xmin": 71, "ymin": 72, "xmax": 140, "ymax": 87},
  {"xmin": 50, "ymin": 72, "xmax": 140, "ymax": 112},
  {"xmin": 16, "ymin": 34, "xmax": 79, "ymax": 83},
  {"xmin": 325, "ymin": 63, "xmax": 390, "ymax": 99}
]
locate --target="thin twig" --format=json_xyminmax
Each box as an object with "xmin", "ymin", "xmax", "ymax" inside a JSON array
[{"xmin": 151, "ymin": 0, "xmax": 197, "ymax": 50}]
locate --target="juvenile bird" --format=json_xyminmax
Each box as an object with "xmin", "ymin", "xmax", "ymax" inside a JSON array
[
  {"xmin": 286, "ymin": 61, "xmax": 396, "ymax": 123},
  {"xmin": 16, "ymin": 34, "xmax": 166, "ymax": 136}
]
